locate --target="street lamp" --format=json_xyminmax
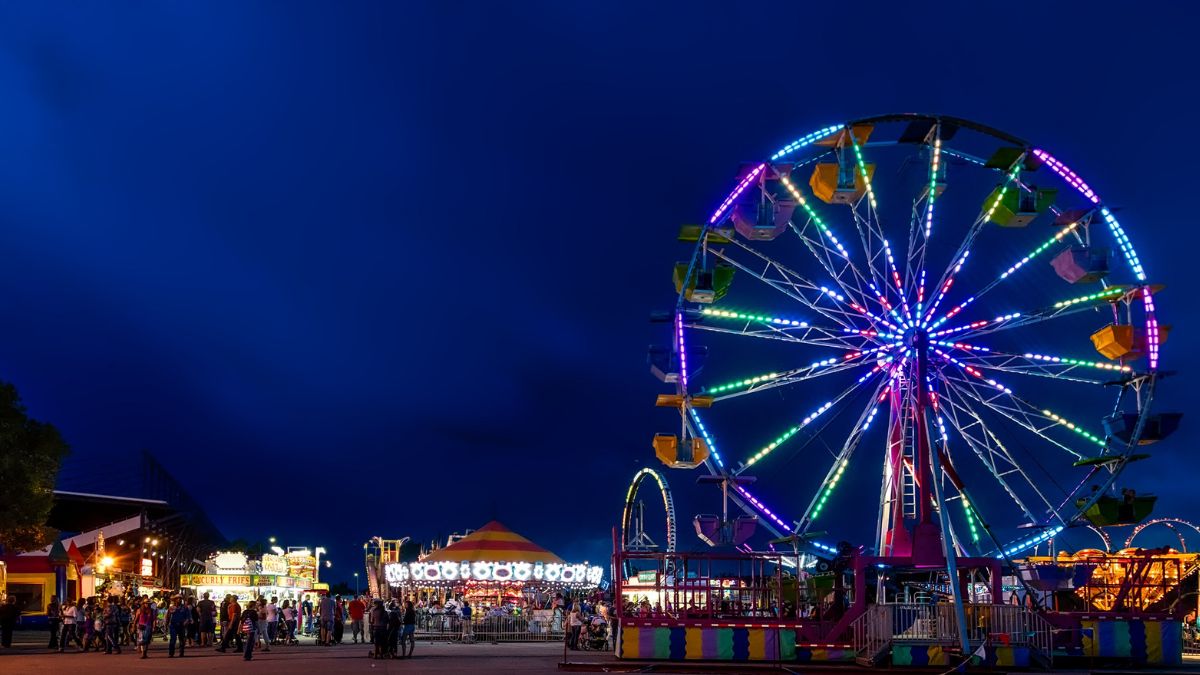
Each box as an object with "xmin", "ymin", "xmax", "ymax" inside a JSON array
[
  {"xmin": 354, "ymin": 572, "xmax": 359, "ymax": 597},
  {"xmin": 315, "ymin": 547, "xmax": 326, "ymax": 583}
]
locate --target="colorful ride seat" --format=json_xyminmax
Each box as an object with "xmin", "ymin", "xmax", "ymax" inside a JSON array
[
  {"xmin": 1090, "ymin": 323, "xmax": 1171, "ymax": 360},
  {"xmin": 653, "ymin": 434, "xmax": 709, "ymax": 469},
  {"xmin": 1103, "ymin": 412, "xmax": 1182, "ymax": 445},
  {"xmin": 810, "ymin": 161, "xmax": 875, "ymax": 205},
  {"xmin": 731, "ymin": 197, "xmax": 795, "ymax": 241},
  {"xmin": 1077, "ymin": 492, "xmax": 1157, "ymax": 527},
  {"xmin": 677, "ymin": 224, "xmax": 734, "ymax": 244},
  {"xmin": 985, "ymin": 185, "xmax": 1057, "ymax": 227},
  {"xmin": 1051, "ymin": 246, "xmax": 1109, "ymax": 284},
  {"xmin": 673, "ymin": 262, "xmax": 734, "ymax": 304},
  {"xmin": 692, "ymin": 515, "xmax": 758, "ymax": 547}
]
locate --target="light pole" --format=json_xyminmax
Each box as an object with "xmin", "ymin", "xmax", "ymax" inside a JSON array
[
  {"xmin": 315, "ymin": 547, "xmax": 326, "ymax": 583},
  {"xmin": 354, "ymin": 572, "xmax": 359, "ymax": 597}
]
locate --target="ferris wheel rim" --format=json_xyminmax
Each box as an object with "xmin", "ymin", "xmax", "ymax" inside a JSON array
[{"xmin": 668, "ymin": 114, "xmax": 1163, "ymax": 561}]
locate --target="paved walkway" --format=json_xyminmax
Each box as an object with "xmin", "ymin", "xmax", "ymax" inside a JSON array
[{"xmin": 0, "ymin": 630, "xmax": 617, "ymax": 673}]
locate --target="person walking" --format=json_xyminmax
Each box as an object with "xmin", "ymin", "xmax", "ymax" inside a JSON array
[
  {"xmin": 58, "ymin": 600, "xmax": 79, "ymax": 652},
  {"xmin": 400, "ymin": 600, "xmax": 416, "ymax": 659},
  {"xmin": 135, "ymin": 597, "xmax": 155, "ymax": 658},
  {"xmin": 167, "ymin": 596, "xmax": 191, "ymax": 657},
  {"xmin": 318, "ymin": 593, "xmax": 335, "ymax": 646},
  {"xmin": 348, "ymin": 595, "xmax": 365, "ymax": 644},
  {"xmin": 386, "ymin": 600, "xmax": 401, "ymax": 658},
  {"xmin": 46, "ymin": 594, "xmax": 61, "ymax": 649},
  {"xmin": 197, "ymin": 592, "xmax": 216, "ymax": 647},
  {"xmin": 333, "ymin": 596, "xmax": 345, "ymax": 644},
  {"xmin": 217, "ymin": 596, "xmax": 243, "ymax": 652},
  {"xmin": 265, "ymin": 596, "xmax": 279, "ymax": 645},
  {"xmin": 103, "ymin": 597, "xmax": 122, "ymax": 654},
  {"xmin": 241, "ymin": 601, "xmax": 260, "ymax": 661}
]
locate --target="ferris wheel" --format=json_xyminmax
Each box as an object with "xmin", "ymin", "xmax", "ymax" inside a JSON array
[{"xmin": 652, "ymin": 113, "xmax": 1178, "ymax": 562}]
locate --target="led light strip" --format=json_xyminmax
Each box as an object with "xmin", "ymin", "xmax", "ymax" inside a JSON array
[
  {"xmin": 770, "ymin": 125, "xmax": 843, "ymax": 161},
  {"xmin": 998, "ymin": 525, "xmax": 1064, "ymax": 559},
  {"xmin": 962, "ymin": 498, "xmax": 980, "ymax": 544},
  {"xmin": 1021, "ymin": 353, "xmax": 1132, "ymax": 372},
  {"xmin": 710, "ymin": 163, "xmax": 765, "ymax": 224},
  {"xmin": 742, "ymin": 400, "xmax": 836, "ymax": 470},
  {"xmin": 675, "ymin": 311, "xmax": 689, "ymax": 390},
  {"xmin": 1041, "ymin": 409, "xmax": 1108, "ymax": 448},
  {"xmin": 922, "ymin": 252, "xmax": 968, "ymax": 326},
  {"xmin": 809, "ymin": 458, "xmax": 849, "ymax": 520},
  {"xmin": 704, "ymin": 371, "xmax": 783, "ymax": 395},
  {"xmin": 1052, "ymin": 286, "xmax": 1123, "ymax": 308},
  {"xmin": 1031, "ymin": 149, "xmax": 1155, "ymax": 369},
  {"xmin": 700, "ymin": 307, "xmax": 809, "ymax": 327},
  {"xmin": 850, "ymin": 134, "xmax": 878, "ymax": 210},
  {"xmin": 780, "ymin": 173, "xmax": 850, "ymax": 259},
  {"xmin": 999, "ymin": 220, "xmax": 1084, "ymax": 279},
  {"xmin": 688, "ymin": 408, "xmax": 724, "ymax": 470}
]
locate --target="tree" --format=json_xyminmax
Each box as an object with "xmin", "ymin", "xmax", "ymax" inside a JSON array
[{"xmin": 0, "ymin": 381, "xmax": 70, "ymax": 553}]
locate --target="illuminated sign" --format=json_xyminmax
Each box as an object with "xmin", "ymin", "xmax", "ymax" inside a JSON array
[
  {"xmin": 384, "ymin": 560, "xmax": 604, "ymax": 587},
  {"xmin": 260, "ymin": 554, "xmax": 288, "ymax": 575},
  {"xmin": 140, "ymin": 558, "xmax": 154, "ymax": 577},
  {"xmin": 213, "ymin": 552, "xmax": 248, "ymax": 573}
]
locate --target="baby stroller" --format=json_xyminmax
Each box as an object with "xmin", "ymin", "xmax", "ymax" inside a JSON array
[{"xmin": 578, "ymin": 617, "xmax": 609, "ymax": 651}]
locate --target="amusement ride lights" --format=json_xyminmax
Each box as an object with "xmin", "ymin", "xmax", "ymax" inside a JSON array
[{"xmin": 669, "ymin": 117, "xmax": 1162, "ymax": 566}]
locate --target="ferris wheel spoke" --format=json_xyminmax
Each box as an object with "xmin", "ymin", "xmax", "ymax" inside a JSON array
[
  {"xmin": 934, "ymin": 347, "xmax": 1124, "ymax": 386},
  {"xmin": 935, "ymin": 285, "xmax": 1130, "ymax": 339},
  {"xmin": 907, "ymin": 124, "xmax": 943, "ymax": 315},
  {"xmin": 710, "ymin": 242, "xmax": 871, "ymax": 329},
  {"xmin": 922, "ymin": 160, "xmax": 1026, "ymax": 327},
  {"xmin": 735, "ymin": 368, "xmax": 884, "ymax": 475},
  {"xmin": 775, "ymin": 167, "xmax": 880, "ymax": 314},
  {"xmin": 798, "ymin": 377, "xmax": 888, "ymax": 531},
  {"xmin": 689, "ymin": 322, "xmax": 869, "ymax": 351},
  {"xmin": 789, "ymin": 218, "xmax": 882, "ymax": 322},
  {"xmin": 938, "ymin": 370, "xmax": 1103, "ymax": 462},
  {"xmin": 944, "ymin": 219, "xmax": 1091, "ymax": 321},
  {"xmin": 705, "ymin": 351, "xmax": 885, "ymax": 402},
  {"xmin": 938, "ymin": 382, "xmax": 1067, "ymax": 527}
]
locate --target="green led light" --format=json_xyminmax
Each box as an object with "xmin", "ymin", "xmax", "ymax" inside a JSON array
[
  {"xmin": 1052, "ymin": 286, "xmax": 1123, "ymax": 309},
  {"xmin": 704, "ymin": 372, "xmax": 782, "ymax": 394},
  {"xmin": 849, "ymin": 138, "xmax": 877, "ymax": 210},
  {"xmin": 700, "ymin": 307, "xmax": 809, "ymax": 328},
  {"xmin": 1042, "ymin": 409, "xmax": 1107, "ymax": 447},
  {"xmin": 961, "ymin": 498, "xmax": 980, "ymax": 544}
]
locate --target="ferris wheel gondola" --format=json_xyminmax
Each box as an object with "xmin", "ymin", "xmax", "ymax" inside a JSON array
[{"xmin": 651, "ymin": 114, "xmax": 1178, "ymax": 565}]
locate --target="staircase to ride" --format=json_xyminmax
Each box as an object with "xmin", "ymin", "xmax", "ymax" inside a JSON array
[{"xmin": 849, "ymin": 603, "xmax": 1055, "ymax": 667}]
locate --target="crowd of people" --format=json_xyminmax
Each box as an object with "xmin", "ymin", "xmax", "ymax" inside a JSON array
[{"xmin": 0, "ymin": 588, "xmax": 613, "ymax": 658}]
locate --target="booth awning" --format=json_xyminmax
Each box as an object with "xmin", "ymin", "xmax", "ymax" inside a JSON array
[{"xmin": 423, "ymin": 521, "xmax": 563, "ymax": 564}]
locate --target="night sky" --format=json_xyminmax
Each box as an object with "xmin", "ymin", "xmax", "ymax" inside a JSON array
[{"xmin": 0, "ymin": 3, "xmax": 1196, "ymax": 584}]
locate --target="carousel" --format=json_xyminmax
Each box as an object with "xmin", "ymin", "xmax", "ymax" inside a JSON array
[{"xmin": 383, "ymin": 521, "xmax": 603, "ymax": 607}]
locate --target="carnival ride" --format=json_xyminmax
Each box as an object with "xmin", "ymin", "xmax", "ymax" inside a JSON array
[
  {"xmin": 625, "ymin": 113, "xmax": 1181, "ymax": 664},
  {"xmin": 622, "ymin": 468, "xmax": 676, "ymax": 554}
]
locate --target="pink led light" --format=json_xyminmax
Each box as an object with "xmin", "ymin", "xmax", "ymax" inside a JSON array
[
  {"xmin": 710, "ymin": 163, "xmax": 766, "ymax": 224},
  {"xmin": 1031, "ymin": 149, "xmax": 1099, "ymax": 204},
  {"xmin": 1142, "ymin": 288, "xmax": 1160, "ymax": 370},
  {"xmin": 675, "ymin": 311, "xmax": 689, "ymax": 389}
]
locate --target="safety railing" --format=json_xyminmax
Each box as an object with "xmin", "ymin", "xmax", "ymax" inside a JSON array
[
  {"xmin": 850, "ymin": 603, "xmax": 1052, "ymax": 660},
  {"xmin": 410, "ymin": 611, "xmax": 567, "ymax": 643}
]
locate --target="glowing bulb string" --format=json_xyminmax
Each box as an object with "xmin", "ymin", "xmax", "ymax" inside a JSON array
[{"xmin": 736, "ymin": 366, "xmax": 885, "ymax": 473}]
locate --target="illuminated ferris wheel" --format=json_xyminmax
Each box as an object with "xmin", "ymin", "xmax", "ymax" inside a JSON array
[{"xmin": 652, "ymin": 114, "xmax": 1178, "ymax": 562}]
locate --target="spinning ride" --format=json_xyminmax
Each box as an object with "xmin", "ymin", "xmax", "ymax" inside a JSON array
[{"xmin": 651, "ymin": 114, "xmax": 1176, "ymax": 649}]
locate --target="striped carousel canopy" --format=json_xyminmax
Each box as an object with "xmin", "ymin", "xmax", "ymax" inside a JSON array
[{"xmin": 423, "ymin": 521, "xmax": 563, "ymax": 564}]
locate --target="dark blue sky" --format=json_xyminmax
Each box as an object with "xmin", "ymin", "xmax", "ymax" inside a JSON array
[{"xmin": 0, "ymin": 3, "xmax": 1196, "ymax": 582}]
